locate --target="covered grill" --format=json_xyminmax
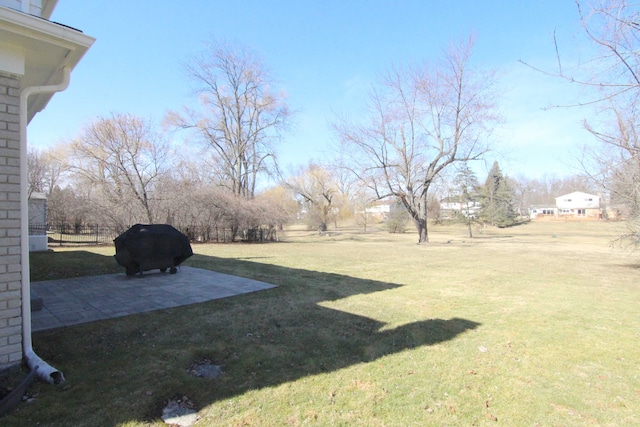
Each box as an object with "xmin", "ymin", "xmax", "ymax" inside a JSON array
[{"xmin": 114, "ymin": 224, "xmax": 193, "ymax": 276}]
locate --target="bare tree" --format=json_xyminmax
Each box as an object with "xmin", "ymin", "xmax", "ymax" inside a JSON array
[
  {"xmin": 27, "ymin": 145, "xmax": 68, "ymax": 198},
  {"xmin": 530, "ymin": 1, "xmax": 640, "ymax": 243},
  {"xmin": 47, "ymin": 185, "xmax": 87, "ymax": 227},
  {"xmin": 69, "ymin": 113, "xmax": 170, "ymax": 228},
  {"xmin": 166, "ymin": 38, "xmax": 290, "ymax": 200},
  {"xmin": 27, "ymin": 148, "xmax": 47, "ymax": 198},
  {"xmin": 351, "ymin": 183, "xmax": 379, "ymax": 232},
  {"xmin": 287, "ymin": 163, "xmax": 339, "ymax": 232},
  {"xmin": 576, "ymin": 0, "xmax": 640, "ymax": 96},
  {"xmin": 150, "ymin": 147, "xmax": 296, "ymax": 242},
  {"xmin": 577, "ymin": 1, "xmax": 640, "ymax": 243},
  {"xmin": 255, "ymin": 184, "xmax": 299, "ymax": 231},
  {"xmin": 519, "ymin": 1, "xmax": 639, "ymax": 106},
  {"xmin": 334, "ymin": 36, "xmax": 499, "ymax": 243},
  {"xmin": 583, "ymin": 104, "xmax": 640, "ymax": 241}
]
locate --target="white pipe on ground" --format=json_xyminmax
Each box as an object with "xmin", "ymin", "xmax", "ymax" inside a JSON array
[{"xmin": 19, "ymin": 66, "xmax": 71, "ymax": 384}]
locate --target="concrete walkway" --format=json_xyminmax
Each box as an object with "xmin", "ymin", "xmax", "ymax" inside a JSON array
[{"xmin": 30, "ymin": 266, "xmax": 276, "ymax": 332}]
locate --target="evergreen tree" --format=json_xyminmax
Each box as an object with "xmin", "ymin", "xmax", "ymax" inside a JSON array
[
  {"xmin": 453, "ymin": 163, "xmax": 480, "ymax": 237},
  {"xmin": 481, "ymin": 161, "xmax": 517, "ymax": 227}
]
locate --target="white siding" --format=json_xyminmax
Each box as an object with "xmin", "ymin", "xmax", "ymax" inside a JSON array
[
  {"xmin": 555, "ymin": 191, "xmax": 600, "ymax": 210},
  {"xmin": 0, "ymin": 0, "xmax": 44, "ymax": 17}
]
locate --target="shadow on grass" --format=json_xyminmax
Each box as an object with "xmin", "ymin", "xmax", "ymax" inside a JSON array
[
  {"xmin": 16, "ymin": 253, "xmax": 480, "ymax": 426},
  {"xmin": 29, "ymin": 250, "xmax": 120, "ymax": 282},
  {"xmin": 619, "ymin": 262, "xmax": 640, "ymax": 270}
]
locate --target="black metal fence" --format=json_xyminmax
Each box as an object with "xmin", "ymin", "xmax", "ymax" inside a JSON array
[
  {"xmin": 29, "ymin": 224, "xmax": 118, "ymax": 246},
  {"xmin": 29, "ymin": 223, "xmax": 278, "ymax": 247}
]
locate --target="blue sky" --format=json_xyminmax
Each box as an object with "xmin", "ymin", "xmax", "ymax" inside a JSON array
[{"xmin": 28, "ymin": 0, "xmax": 598, "ymax": 181}]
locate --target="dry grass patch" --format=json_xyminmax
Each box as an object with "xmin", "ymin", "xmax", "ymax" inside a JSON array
[{"xmin": 3, "ymin": 220, "xmax": 639, "ymax": 426}]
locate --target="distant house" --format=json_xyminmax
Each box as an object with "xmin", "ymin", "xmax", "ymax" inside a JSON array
[
  {"xmin": 555, "ymin": 191, "xmax": 601, "ymax": 219},
  {"xmin": 529, "ymin": 206, "xmax": 558, "ymax": 220},
  {"xmin": 365, "ymin": 199, "xmax": 400, "ymax": 220},
  {"xmin": 440, "ymin": 197, "xmax": 481, "ymax": 220},
  {"xmin": 530, "ymin": 191, "xmax": 602, "ymax": 220}
]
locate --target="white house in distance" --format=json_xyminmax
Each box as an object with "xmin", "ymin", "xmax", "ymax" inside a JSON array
[
  {"xmin": 530, "ymin": 191, "xmax": 602, "ymax": 220},
  {"xmin": 0, "ymin": 0, "xmax": 94, "ymax": 380},
  {"xmin": 365, "ymin": 199, "xmax": 398, "ymax": 220},
  {"xmin": 529, "ymin": 205, "xmax": 558, "ymax": 219},
  {"xmin": 440, "ymin": 198, "xmax": 481, "ymax": 220},
  {"xmin": 555, "ymin": 191, "xmax": 601, "ymax": 219}
]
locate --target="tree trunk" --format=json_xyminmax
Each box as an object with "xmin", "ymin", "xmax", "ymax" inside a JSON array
[
  {"xmin": 230, "ymin": 224, "xmax": 239, "ymax": 242},
  {"xmin": 416, "ymin": 217, "xmax": 428, "ymax": 243},
  {"xmin": 463, "ymin": 202, "xmax": 473, "ymax": 238},
  {"xmin": 417, "ymin": 190, "xmax": 429, "ymax": 244},
  {"xmin": 402, "ymin": 195, "xmax": 429, "ymax": 244},
  {"xmin": 144, "ymin": 203, "xmax": 153, "ymax": 224}
]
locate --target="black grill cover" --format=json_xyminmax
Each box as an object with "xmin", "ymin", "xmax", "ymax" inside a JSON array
[{"xmin": 114, "ymin": 224, "xmax": 193, "ymax": 276}]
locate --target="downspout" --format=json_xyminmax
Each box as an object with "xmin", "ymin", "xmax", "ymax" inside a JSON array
[{"xmin": 19, "ymin": 66, "xmax": 71, "ymax": 384}]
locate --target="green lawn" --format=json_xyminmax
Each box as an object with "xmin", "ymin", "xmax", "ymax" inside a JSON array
[{"xmin": 4, "ymin": 220, "xmax": 639, "ymax": 426}]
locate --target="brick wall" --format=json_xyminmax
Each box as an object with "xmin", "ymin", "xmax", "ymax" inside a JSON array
[{"xmin": 0, "ymin": 71, "xmax": 23, "ymax": 371}]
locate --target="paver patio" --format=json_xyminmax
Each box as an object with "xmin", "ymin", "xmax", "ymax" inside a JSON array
[{"xmin": 30, "ymin": 266, "xmax": 276, "ymax": 332}]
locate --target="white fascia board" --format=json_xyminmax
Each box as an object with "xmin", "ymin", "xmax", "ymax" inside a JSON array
[
  {"xmin": 0, "ymin": 5, "xmax": 94, "ymax": 121},
  {"xmin": 0, "ymin": 5, "xmax": 94, "ymax": 53}
]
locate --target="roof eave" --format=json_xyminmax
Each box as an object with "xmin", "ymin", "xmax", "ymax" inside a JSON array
[{"xmin": 0, "ymin": 5, "xmax": 95, "ymax": 122}]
